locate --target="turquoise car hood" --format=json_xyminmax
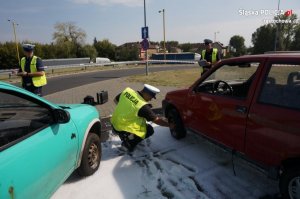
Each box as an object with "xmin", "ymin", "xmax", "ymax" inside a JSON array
[
  {"xmin": 58, "ymin": 104, "xmax": 99, "ymax": 117},
  {"xmin": 59, "ymin": 103, "xmax": 100, "ymax": 133},
  {"xmin": 58, "ymin": 104, "xmax": 89, "ymax": 109}
]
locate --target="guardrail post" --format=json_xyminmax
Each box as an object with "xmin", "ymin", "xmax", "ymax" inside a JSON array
[
  {"xmin": 9, "ymin": 73, "xmax": 12, "ymax": 79},
  {"xmin": 52, "ymin": 69, "xmax": 54, "ymax": 74}
]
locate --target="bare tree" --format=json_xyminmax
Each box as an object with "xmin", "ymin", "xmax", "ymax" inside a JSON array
[
  {"xmin": 53, "ymin": 22, "xmax": 86, "ymax": 45},
  {"xmin": 53, "ymin": 22, "xmax": 87, "ymax": 57}
]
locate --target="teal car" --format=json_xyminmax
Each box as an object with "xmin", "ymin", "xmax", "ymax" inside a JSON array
[{"xmin": 0, "ymin": 82, "xmax": 103, "ymax": 199}]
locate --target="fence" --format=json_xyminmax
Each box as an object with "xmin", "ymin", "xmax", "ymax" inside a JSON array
[{"xmin": 0, "ymin": 60, "xmax": 197, "ymax": 80}]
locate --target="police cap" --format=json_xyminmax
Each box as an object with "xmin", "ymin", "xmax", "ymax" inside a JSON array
[
  {"xmin": 142, "ymin": 84, "xmax": 160, "ymax": 99},
  {"xmin": 22, "ymin": 43, "xmax": 35, "ymax": 52},
  {"xmin": 204, "ymin": 39, "xmax": 213, "ymax": 45}
]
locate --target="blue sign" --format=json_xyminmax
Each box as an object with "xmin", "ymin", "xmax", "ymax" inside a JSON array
[
  {"xmin": 141, "ymin": 39, "xmax": 149, "ymax": 50},
  {"xmin": 141, "ymin": 27, "xmax": 149, "ymax": 39}
]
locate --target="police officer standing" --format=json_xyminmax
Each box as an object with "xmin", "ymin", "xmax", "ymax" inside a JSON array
[
  {"xmin": 200, "ymin": 39, "xmax": 221, "ymax": 75},
  {"xmin": 111, "ymin": 84, "xmax": 173, "ymax": 152},
  {"xmin": 17, "ymin": 44, "xmax": 47, "ymax": 96}
]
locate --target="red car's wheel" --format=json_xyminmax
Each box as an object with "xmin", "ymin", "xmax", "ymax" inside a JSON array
[
  {"xmin": 167, "ymin": 108, "xmax": 186, "ymax": 139},
  {"xmin": 280, "ymin": 167, "xmax": 300, "ymax": 199}
]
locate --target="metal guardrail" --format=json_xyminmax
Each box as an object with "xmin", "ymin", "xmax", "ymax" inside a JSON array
[
  {"xmin": 0, "ymin": 60, "xmax": 198, "ymax": 78},
  {"xmin": 0, "ymin": 69, "xmax": 15, "ymax": 74}
]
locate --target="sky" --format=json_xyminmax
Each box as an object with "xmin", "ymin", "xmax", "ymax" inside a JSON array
[{"xmin": 0, "ymin": 0, "xmax": 299, "ymax": 47}]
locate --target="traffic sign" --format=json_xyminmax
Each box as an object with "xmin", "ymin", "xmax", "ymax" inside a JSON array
[
  {"xmin": 141, "ymin": 27, "xmax": 149, "ymax": 39},
  {"xmin": 141, "ymin": 39, "xmax": 149, "ymax": 50}
]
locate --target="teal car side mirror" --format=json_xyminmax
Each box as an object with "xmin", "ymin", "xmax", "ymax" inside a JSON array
[{"xmin": 53, "ymin": 109, "xmax": 70, "ymax": 124}]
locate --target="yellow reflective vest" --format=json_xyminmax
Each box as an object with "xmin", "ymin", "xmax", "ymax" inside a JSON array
[
  {"xmin": 111, "ymin": 87, "xmax": 148, "ymax": 138},
  {"xmin": 200, "ymin": 48, "xmax": 218, "ymax": 74},
  {"xmin": 20, "ymin": 56, "xmax": 47, "ymax": 87},
  {"xmin": 202, "ymin": 48, "xmax": 218, "ymax": 64}
]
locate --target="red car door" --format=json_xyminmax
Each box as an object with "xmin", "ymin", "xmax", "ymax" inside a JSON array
[
  {"xmin": 187, "ymin": 59, "xmax": 263, "ymax": 152},
  {"xmin": 245, "ymin": 58, "xmax": 300, "ymax": 166}
]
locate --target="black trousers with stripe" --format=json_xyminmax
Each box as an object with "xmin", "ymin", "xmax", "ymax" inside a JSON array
[{"xmin": 113, "ymin": 124, "xmax": 154, "ymax": 151}]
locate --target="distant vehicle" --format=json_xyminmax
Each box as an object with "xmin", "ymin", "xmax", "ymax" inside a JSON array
[
  {"xmin": 0, "ymin": 81, "xmax": 106, "ymax": 199},
  {"xmin": 151, "ymin": 52, "xmax": 201, "ymax": 63},
  {"xmin": 95, "ymin": 57, "xmax": 111, "ymax": 64},
  {"xmin": 163, "ymin": 53, "xmax": 300, "ymax": 199}
]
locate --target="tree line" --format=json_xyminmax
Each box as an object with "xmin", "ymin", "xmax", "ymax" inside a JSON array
[
  {"xmin": 229, "ymin": 14, "xmax": 300, "ymax": 56},
  {"xmin": 1, "ymin": 14, "xmax": 300, "ymax": 70},
  {"xmin": 180, "ymin": 14, "xmax": 300, "ymax": 57}
]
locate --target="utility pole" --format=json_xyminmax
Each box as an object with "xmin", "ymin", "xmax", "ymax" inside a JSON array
[
  {"xmin": 159, "ymin": 9, "xmax": 166, "ymax": 62},
  {"xmin": 274, "ymin": 0, "xmax": 281, "ymax": 51},
  {"xmin": 214, "ymin": 31, "xmax": 220, "ymax": 42},
  {"xmin": 8, "ymin": 19, "xmax": 20, "ymax": 64},
  {"xmin": 144, "ymin": 0, "xmax": 149, "ymax": 75}
]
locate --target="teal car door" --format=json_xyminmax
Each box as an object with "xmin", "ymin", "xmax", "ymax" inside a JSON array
[{"xmin": 0, "ymin": 90, "xmax": 78, "ymax": 199}]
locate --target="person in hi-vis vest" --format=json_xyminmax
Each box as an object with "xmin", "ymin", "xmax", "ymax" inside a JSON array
[
  {"xmin": 17, "ymin": 44, "xmax": 47, "ymax": 96},
  {"xmin": 200, "ymin": 39, "xmax": 221, "ymax": 75},
  {"xmin": 111, "ymin": 84, "xmax": 173, "ymax": 152}
]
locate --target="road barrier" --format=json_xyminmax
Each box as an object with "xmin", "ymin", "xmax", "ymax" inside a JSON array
[{"xmin": 0, "ymin": 60, "xmax": 197, "ymax": 79}]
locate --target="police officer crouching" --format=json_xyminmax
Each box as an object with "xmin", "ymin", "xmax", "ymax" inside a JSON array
[
  {"xmin": 111, "ymin": 84, "xmax": 173, "ymax": 152},
  {"xmin": 17, "ymin": 44, "xmax": 47, "ymax": 96}
]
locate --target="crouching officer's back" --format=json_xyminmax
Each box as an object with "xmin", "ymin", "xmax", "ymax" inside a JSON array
[{"xmin": 111, "ymin": 84, "xmax": 173, "ymax": 152}]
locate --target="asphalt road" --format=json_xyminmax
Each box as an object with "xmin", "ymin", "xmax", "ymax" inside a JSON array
[{"xmin": 43, "ymin": 64, "xmax": 197, "ymax": 95}]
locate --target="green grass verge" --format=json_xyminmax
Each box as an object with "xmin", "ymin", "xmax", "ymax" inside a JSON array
[{"xmin": 126, "ymin": 68, "xmax": 200, "ymax": 87}]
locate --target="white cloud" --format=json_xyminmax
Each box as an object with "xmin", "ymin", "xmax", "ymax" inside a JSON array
[{"xmin": 71, "ymin": 0, "xmax": 144, "ymax": 7}]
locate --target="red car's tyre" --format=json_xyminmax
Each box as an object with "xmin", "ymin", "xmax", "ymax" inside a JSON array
[
  {"xmin": 167, "ymin": 108, "xmax": 186, "ymax": 139},
  {"xmin": 280, "ymin": 167, "xmax": 300, "ymax": 199}
]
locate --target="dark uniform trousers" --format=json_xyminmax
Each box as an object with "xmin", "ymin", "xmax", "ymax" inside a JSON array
[
  {"xmin": 113, "ymin": 124, "xmax": 154, "ymax": 152},
  {"xmin": 23, "ymin": 83, "xmax": 43, "ymax": 96}
]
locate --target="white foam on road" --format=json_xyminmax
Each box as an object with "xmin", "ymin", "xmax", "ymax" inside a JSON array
[{"xmin": 52, "ymin": 126, "xmax": 279, "ymax": 199}]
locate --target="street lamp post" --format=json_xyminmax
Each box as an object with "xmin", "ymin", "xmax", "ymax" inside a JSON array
[
  {"xmin": 159, "ymin": 9, "xmax": 166, "ymax": 62},
  {"xmin": 8, "ymin": 19, "xmax": 20, "ymax": 64},
  {"xmin": 274, "ymin": 0, "xmax": 281, "ymax": 51},
  {"xmin": 214, "ymin": 31, "xmax": 220, "ymax": 42},
  {"xmin": 143, "ymin": 0, "xmax": 149, "ymax": 75}
]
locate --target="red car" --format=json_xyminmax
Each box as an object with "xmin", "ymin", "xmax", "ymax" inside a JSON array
[{"xmin": 163, "ymin": 53, "xmax": 300, "ymax": 199}]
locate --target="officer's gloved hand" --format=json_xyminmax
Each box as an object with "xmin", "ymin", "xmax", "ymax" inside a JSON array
[{"xmin": 148, "ymin": 104, "xmax": 153, "ymax": 108}]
